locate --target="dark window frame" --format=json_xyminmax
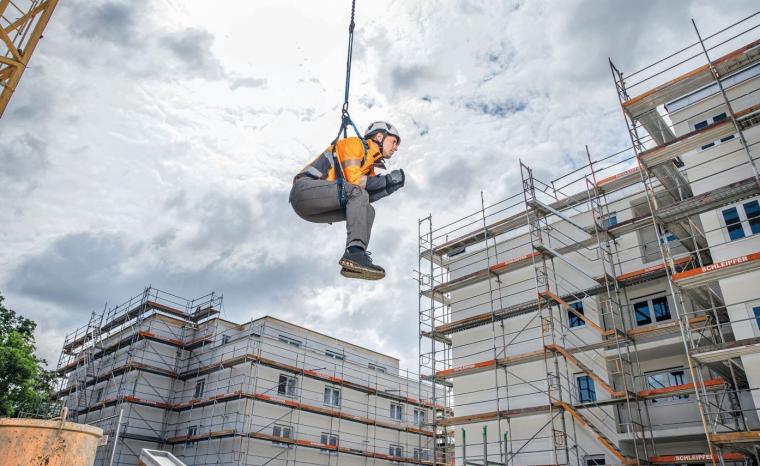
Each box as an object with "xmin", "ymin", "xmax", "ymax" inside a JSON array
[
  {"xmin": 568, "ymin": 301, "xmax": 585, "ymax": 328},
  {"xmin": 278, "ymin": 374, "xmax": 297, "ymax": 397},
  {"xmin": 633, "ymin": 294, "xmax": 671, "ymax": 327},
  {"xmin": 577, "ymin": 375, "xmax": 596, "ymax": 403},
  {"xmin": 194, "ymin": 379, "xmax": 205, "ymax": 399}
]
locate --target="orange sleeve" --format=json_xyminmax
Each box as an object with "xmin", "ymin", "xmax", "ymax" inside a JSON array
[{"xmin": 336, "ymin": 138, "xmax": 367, "ymax": 185}]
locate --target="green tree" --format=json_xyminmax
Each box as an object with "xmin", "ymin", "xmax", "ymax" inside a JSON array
[{"xmin": 0, "ymin": 293, "xmax": 54, "ymax": 417}]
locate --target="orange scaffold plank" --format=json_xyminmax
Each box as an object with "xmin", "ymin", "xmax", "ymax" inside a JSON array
[
  {"xmin": 435, "ymin": 359, "xmax": 498, "ymax": 378},
  {"xmin": 627, "ymin": 316, "xmax": 707, "ymax": 338},
  {"xmin": 145, "ymin": 300, "xmax": 188, "ymax": 318},
  {"xmin": 709, "ymin": 430, "xmax": 760, "ymax": 444},
  {"xmin": 622, "ymin": 38, "xmax": 760, "ymax": 118},
  {"xmin": 672, "ymin": 252, "xmax": 760, "ymax": 288},
  {"xmin": 616, "ymin": 256, "xmax": 691, "ymax": 282},
  {"xmin": 649, "ymin": 453, "xmax": 746, "ymax": 464},
  {"xmin": 638, "ymin": 378, "xmax": 725, "ymax": 398}
]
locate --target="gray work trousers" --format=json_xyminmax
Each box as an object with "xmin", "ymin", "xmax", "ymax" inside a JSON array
[{"xmin": 289, "ymin": 177, "xmax": 375, "ymax": 249}]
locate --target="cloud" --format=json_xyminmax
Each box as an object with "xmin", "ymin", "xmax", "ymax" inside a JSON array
[
  {"xmin": 162, "ymin": 27, "xmax": 224, "ymax": 80},
  {"xmin": 465, "ymin": 99, "xmax": 527, "ymax": 118},
  {"xmin": 55, "ymin": 1, "xmax": 232, "ymax": 83},
  {"xmin": 178, "ymin": 191, "xmax": 254, "ymax": 251},
  {"xmin": 4, "ymin": 0, "xmax": 760, "ymax": 374},
  {"xmin": 229, "ymin": 76, "xmax": 267, "ymax": 90},
  {"xmin": 0, "ymin": 133, "xmax": 48, "ymax": 194},
  {"xmin": 69, "ymin": 0, "xmax": 143, "ymax": 46},
  {"xmin": 390, "ymin": 65, "xmax": 436, "ymax": 94},
  {"xmin": 6, "ymin": 232, "xmax": 131, "ymax": 315}
]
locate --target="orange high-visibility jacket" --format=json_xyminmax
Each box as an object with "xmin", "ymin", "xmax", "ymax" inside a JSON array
[{"xmin": 299, "ymin": 137, "xmax": 383, "ymax": 185}]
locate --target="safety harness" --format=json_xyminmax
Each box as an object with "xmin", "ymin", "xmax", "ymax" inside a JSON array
[{"xmin": 331, "ymin": 0, "xmax": 368, "ymax": 210}]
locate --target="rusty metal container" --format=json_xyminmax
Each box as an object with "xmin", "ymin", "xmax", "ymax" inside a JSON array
[{"xmin": 0, "ymin": 417, "xmax": 103, "ymax": 466}]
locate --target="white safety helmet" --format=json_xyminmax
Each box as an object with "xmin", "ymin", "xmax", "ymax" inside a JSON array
[{"xmin": 364, "ymin": 121, "xmax": 401, "ymax": 144}]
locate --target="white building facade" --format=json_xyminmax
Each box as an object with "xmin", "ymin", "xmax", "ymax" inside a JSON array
[
  {"xmin": 418, "ymin": 24, "xmax": 760, "ymax": 466},
  {"xmin": 56, "ymin": 288, "xmax": 441, "ymax": 466}
]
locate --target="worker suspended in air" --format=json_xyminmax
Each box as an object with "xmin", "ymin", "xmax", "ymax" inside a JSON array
[{"xmin": 290, "ymin": 122, "xmax": 405, "ymax": 280}]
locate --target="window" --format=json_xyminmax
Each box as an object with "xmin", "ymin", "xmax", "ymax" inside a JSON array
[
  {"xmin": 95, "ymin": 388, "xmax": 104, "ymax": 403},
  {"xmin": 413, "ymin": 408, "xmax": 426, "ymax": 426},
  {"xmin": 695, "ymin": 112, "xmax": 736, "ymax": 150},
  {"xmin": 660, "ymin": 230, "xmax": 677, "ymax": 243},
  {"xmin": 652, "ymin": 296, "xmax": 670, "ymax": 322},
  {"xmin": 278, "ymin": 374, "xmax": 297, "ymax": 397},
  {"xmin": 638, "ymin": 220, "xmax": 686, "ymax": 264},
  {"xmin": 745, "ymin": 200, "xmax": 760, "ymax": 235},
  {"xmin": 278, "ymin": 335, "xmax": 301, "ymax": 348},
  {"xmin": 320, "ymin": 433, "xmax": 338, "ymax": 453},
  {"xmin": 585, "ymin": 455, "xmax": 606, "ymax": 465},
  {"xmin": 577, "ymin": 375, "xmax": 596, "ymax": 403},
  {"xmin": 324, "ymin": 387, "xmax": 341, "ymax": 406},
  {"xmin": 646, "ymin": 368, "xmax": 689, "ymax": 403},
  {"xmin": 390, "ymin": 403, "xmax": 403, "ymax": 421},
  {"xmin": 325, "ymin": 349, "xmax": 345, "ymax": 361},
  {"xmin": 221, "ymin": 334, "xmax": 230, "ymax": 345},
  {"xmin": 634, "ymin": 301, "xmax": 652, "ymax": 326},
  {"xmin": 414, "ymin": 448, "xmax": 430, "ymax": 461},
  {"xmin": 368, "ymin": 363, "xmax": 387, "ymax": 373},
  {"xmin": 194, "ymin": 379, "xmax": 205, "ymax": 399},
  {"xmin": 754, "ymin": 306, "xmax": 760, "ymax": 332},
  {"xmin": 389, "ymin": 445, "xmax": 403, "ymax": 458},
  {"xmin": 272, "ymin": 425, "xmax": 292, "ymax": 446},
  {"xmin": 633, "ymin": 294, "xmax": 671, "ymax": 327},
  {"xmin": 602, "ymin": 212, "xmax": 618, "ymax": 228},
  {"xmin": 568, "ymin": 301, "xmax": 585, "ymax": 328},
  {"xmin": 187, "ymin": 425, "xmax": 198, "ymax": 447},
  {"xmin": 722, "ymin": 200, "xmax": 760, "ymax": 241},
  {"xmin": 723, "ymin": 207, "xmax": 745, "ymax": 240}
]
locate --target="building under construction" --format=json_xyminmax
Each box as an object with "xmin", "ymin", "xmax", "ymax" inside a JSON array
[
  {"xmin": 54, "ymin": 287, "xmax": 446, "ymax": 466},
  {"xmin": 419, "ymin": 15, "xmax": 760, "ymax": 466}
]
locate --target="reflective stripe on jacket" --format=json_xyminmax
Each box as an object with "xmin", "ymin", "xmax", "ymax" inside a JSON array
[{"xmin": 299, "ymin": 137, "xmax": 383, "ymax": 185}]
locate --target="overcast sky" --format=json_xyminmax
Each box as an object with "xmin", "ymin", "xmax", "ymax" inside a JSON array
[{"xmin": 1, "ymin": 0, "xmax": 758, "ymax": 372}]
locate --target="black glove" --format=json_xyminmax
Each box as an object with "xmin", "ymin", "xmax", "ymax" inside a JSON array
[
  {"xmin": 385, "ymin": 169, "xmax": 405, "ymax": 194},
  {"xmin": 365, "ymin": 175, "xmax": 388, "ymax": 192},
  {"xmin": 369, "ymin": 189, "xmax": 391, "ymax": 203}
]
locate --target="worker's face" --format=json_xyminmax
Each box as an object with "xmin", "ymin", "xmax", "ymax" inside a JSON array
[{"xmin": 380, "ymin": 135, "xmax": 400, "ymax": 158}]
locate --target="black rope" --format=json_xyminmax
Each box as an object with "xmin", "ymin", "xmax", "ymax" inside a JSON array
[
  {"xmin": 342, "ymin": 0, "xmax": 356, "ymax": 125},
  {"xmin": 331, "ymin": 0, "xmax": 367, "ymax": 210},
  {"xmin": 339, "ymin": 0, "xmax": 363, "ymax": 141}
]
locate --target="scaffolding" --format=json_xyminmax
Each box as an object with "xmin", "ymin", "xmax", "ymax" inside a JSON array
[
  {"xmin": 55, "ymin": 286, "xmax": 444, "ymax": 466},
  {"xmin": 419, "ymin": 12, "xmax": 760, "ymax": 466}
]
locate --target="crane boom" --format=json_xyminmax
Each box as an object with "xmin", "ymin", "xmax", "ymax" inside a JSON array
[{"xmin": 0, "ymin": 0, "xmax": 59, "ymax": 118}]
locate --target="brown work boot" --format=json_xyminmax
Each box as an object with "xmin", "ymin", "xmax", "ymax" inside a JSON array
[{"xmin": 339, "ymin": 249, "xmax": 385, "ymax": 280}]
